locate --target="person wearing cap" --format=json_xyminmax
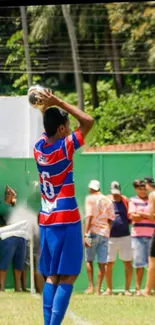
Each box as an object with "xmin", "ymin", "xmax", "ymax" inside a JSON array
[
  {"xmin": 104, "ymin": 181, "xmax": 133, "ymax": 296},
  {"xmin": 128, "ymin": 179, "xmax": 155, "ymax": 296},
  {"xmin": 84, "ymin": 180, "xmax": 115, "ymax": 296},
  {"xmin": 142, "ymin": 177, "xmax": 155, "ymax": 296}
]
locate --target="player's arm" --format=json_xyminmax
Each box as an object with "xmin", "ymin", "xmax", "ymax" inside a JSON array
[
  {"xmin": 85, "ymin": 215, "xmax": 93, "ymax": 234},
  {"xmin": 141, "ymin": 193, "xmax": 155, "ymax": 221},
  {"xmin": 84, "ymin": 215, "xmax": 93, "ymax": 248},
  {"xmin": 84, "ymin": 197, "xmax": 93, "ymax": 247},
  {"xmin": 37, "ymin": 90, "xmax": 94, "ymax": 138},
  {"xmin": 107, "ymin": 219, "xmax": 113, "ymax": 231},
  {"xmin": 129, "ymin": 213, "xmax": 144, "ymax": 222},
  {"xmin": 107, "ymin": 201, "xmax": 115, "ymax": 231},
  {"xmin": 128, "ymin": 199, "xmax": 144, "ymax": 222}
]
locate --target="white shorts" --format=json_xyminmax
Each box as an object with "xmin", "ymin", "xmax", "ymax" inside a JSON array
[{"xmin": 108, "ymin": 236, "xmax": 132, "ymax": 262}]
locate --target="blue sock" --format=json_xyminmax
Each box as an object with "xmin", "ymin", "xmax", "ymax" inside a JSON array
[
  {"xmin": 43, "ymin": 282, "xmax": 58, "ymax": 325},
  {"xmin": 50, "ymin": 283, "xmax": 73, "ymax": 325}
]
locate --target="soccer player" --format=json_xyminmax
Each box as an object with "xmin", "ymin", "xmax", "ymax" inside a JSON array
[{"xmin": 33, "ymin": 89, "xmax": 94, "ymax": 325}]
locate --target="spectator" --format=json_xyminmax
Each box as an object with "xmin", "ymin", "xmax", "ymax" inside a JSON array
[
  {"xmin": 104, "ymin": 181, "xmax": 133, "ymax": 296},
  {"xmin": 84, "ymin": 180, "xmax": 115, "ymax": 296},
  {"xmin": 143, "ymin": 177, "xmax": 155, "ymax": 296},
  {"xmin": 0, "ymin": 191, "xmax": 26, "ymax": 292},
  {"xmin": 0, "ymin": 214, "xmax": 6, "ymax": 228},
  {"xmin": 128, "ymin": 180, "xmax": 155, "ymax": 296},
  {"xmin": 0, "ymin": 214, "xmax": 6, "ymax": 291},
  {"xmin": 0, "ymin": 232, "xmax": 26, "ymax": 291}
]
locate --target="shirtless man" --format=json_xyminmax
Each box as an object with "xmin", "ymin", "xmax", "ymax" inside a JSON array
[{"xmin": 143, "ymin": 177, "xmax": 155, "ymax": 296}]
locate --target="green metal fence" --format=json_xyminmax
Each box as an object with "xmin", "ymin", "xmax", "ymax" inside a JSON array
[{"xmin": 0, "ymin": 151, "xmax": 153, "ymax": 292}]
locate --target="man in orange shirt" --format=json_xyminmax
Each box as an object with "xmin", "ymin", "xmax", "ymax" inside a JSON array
[{"xmin": 84, "ymin": 180, "xmax": 115, "ymax": 296}]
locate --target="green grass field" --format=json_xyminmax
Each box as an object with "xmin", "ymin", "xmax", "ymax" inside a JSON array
[{"xmin": 0, "ymin": 292, "xmax": 155, "ymax": 325}]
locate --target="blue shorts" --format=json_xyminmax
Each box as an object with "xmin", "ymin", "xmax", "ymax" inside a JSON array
[
  {"xmin": 0, "ymin": 237, "xmax": 26, "ymax": 270},
  {"xmin": 132, "ymin": 236, "xmax": 152, "ymax": 268},
  {"xmin": 85, "ymin": 234, "xmax": 108, "ymax": 263},
  {"xmin": 39, "ymin": 221, "xmax": 83, "ymax": 276}
]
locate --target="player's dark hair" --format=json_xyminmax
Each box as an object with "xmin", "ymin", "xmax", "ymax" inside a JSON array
[
  {"xmin": 144, "ymin": 176, "xmax": 155, "ymax": 188},
  {"xmin": 133, "ymin": 180, "xmax": 145, "ymax": 188},
  {"xmin": 43, "ymin": 107, "xmax": 68, "ymax": 137}
]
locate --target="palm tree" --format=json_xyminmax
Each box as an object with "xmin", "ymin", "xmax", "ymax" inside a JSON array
[
  {"xmin": 20, "ymin": 6, "xmax": 32, "ymax": 88},
  {"xmin": 62, "ymin": 5, "xmax": 84, "ymax": 110}
]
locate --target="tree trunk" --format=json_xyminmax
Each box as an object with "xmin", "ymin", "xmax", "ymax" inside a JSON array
[
  {"xmin": 62, "ymin": 5, "xmax": 84, "ymax": 110},
  {"xmin": 89, "ymin": 73, "xmax": 99, "ymax": 109},
  {"xmin": 20, "ymin": 6, "xmax": 32, "ymax": 88},
  {"xmin": 104, "ymin": 7, "xmax": 124, "ymax": 97},
  {"xmin": 111, "ymin": 34, "xmax": 124, "ymax": 96}
]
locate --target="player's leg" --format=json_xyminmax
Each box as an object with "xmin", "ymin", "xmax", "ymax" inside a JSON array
[
  {"xmin": 49, "ymin": 221, "xmax": 83, "ymax": 325},
  {"xmin": 103, "ymin": 238, "xmax": 117, "ymax": 295},
  {"xmin": 43, "ymin": 275, "xmax": 59, "ymax": 325},
  {"xmin": 0, "ymin": 237, "xmax": 14, "ymax": 291},
  {"xmin": 119, "ymin": 236, "xmax": 133, "ymax": 296},
  {"xmin": 0, "ymin": 271, "xmax": 7, "ymax": 291},
  {"xmin": 39, "ymin": 227, "xmax": 58, "ymax": 325},
  {"xmin": 132, "ymin": 237, "xmax": 145, "ymax": 295},
  {"xmin": 40, "ymin": 225, "xmax": 68, "ymax": 325},
  {"xmin": 34, "ymin": 247, "xmax": 44, "ymax": 294},
  {"xmin": 85, "ymin": 262, "xmax": 94, "ymax": 293},
  {"xmin": 143, "ymin": 234, "xmax": 155, "ymax": 296},
  {"xmin": 34, "ymin": 270, "xmax": 44, "ymax": 294},
  {"xmin": 47, "ymin": 274, "xmax": 77, "ymax": 325},
  {"xmin": 96, "ymin": 235, "xmax": 108, "ymax": 295},
  {"xmin": 144, "ymin": 257, "xmax": 155, "ymax": 296},
  {"xmin": 84, "ymin": 234, "xmax": 97, "ymax": 293},
  {"xmin": 21, "ymin": 269, "xmax": 27, "ymax": 292},
  {"xmin": 123, "ymin": 261, "xmax": 133, "ymax": 296},
  {"xmin": 13, "ymin": 237, "xmax": 26, "ymax": 292}
]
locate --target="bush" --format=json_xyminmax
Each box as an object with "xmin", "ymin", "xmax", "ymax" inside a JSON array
[
  {"xmin": 56, "ymin": 81, "xmax": 155, "ymax": 146},
  {"xmin": 91, "ymin": 86, "xmax": 155, "ymax": 146}
]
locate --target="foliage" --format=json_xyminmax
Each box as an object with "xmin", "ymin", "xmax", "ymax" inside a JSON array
[
  {"xmin": 5, "ymin": 29, "xmax": 42, "ymax": 94},
  {"xmin": 1, "ymin": 3, "xmax": 155, "ymax": 146},
  {"xmin": 56, "ymin": 81, "xmax": 155, "ymax": 146},
  {"xmin": 106, "ymin": 2, "xmax": 155, "ymax": 72},
  {"xmin": 3, "ymin": 3, "xmax": 155, "ymax": 94}
]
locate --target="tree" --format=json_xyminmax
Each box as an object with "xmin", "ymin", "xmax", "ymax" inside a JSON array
[
  {"xmin": 0, "ymin": 7, "xmax": 22, "ymax": 94},
  {"xmin": 104, "ymin": 5, "xmax": 124, "ymax": 96},
  {"xmin": 27, "ymin": 5, "xmax": 73, "ymax": 87},
  {"xmin": 62, "ymin": 5, "xmax": 84, "ymax": 110},
  {"xmin": 3, "ymin": 2, "xmax": 155, "ymax": 96},
  {"xmin": 5, "ymin": 29, "xmax": 41, "ymax": 94},
  {"xmin": 106, "ymin": 2, "xmax": 155, "ymax": 75},
  {"xmin": 20, "ymin": 6, "xmax": 32, "ymax": 88},
  {"xmin": 71, "ymin": 4, "xmax": 102, "ymax": 108}
]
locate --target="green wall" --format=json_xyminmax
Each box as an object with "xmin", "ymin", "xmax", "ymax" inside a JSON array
[{"xmin": 0, "ymin": 152, "xmax": 153, "ymax": 292}]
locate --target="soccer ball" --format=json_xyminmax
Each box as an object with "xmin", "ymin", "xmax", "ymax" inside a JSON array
[{"xmin": 28, "ymin": 85, "xmax": 46, "ymax": 109}]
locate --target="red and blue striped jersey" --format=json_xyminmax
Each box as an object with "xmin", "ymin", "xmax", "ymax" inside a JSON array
[{"xmin": 34, "ymin": 129, "xmax": 84, "ymax": 226}]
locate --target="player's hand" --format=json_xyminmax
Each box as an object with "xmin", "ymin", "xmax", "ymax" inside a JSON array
[
  {"xmin": 84, "ymin": 238, "xmax": 91, "ymax": 248},
  {"xmin": 132, "ymin": 214, "xmax": 144, "ymax": 222},
  {"xmin": 36, "ymin": 89, "xmax": 60, "ymax": 112}
]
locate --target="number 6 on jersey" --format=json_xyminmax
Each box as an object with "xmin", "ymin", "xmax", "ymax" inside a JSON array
[{"xmin": 42, "ymin": 171, "xmax": 55, "ymax": 199}]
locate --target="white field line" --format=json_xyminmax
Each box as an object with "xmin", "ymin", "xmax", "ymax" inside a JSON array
[
  {"xmin": 32, "ymin": 294, "xmax": 93, "ymax": 325},
  {"xmin": 68, "ymin": 310, "xmax": 93, "ymax": 325}
]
